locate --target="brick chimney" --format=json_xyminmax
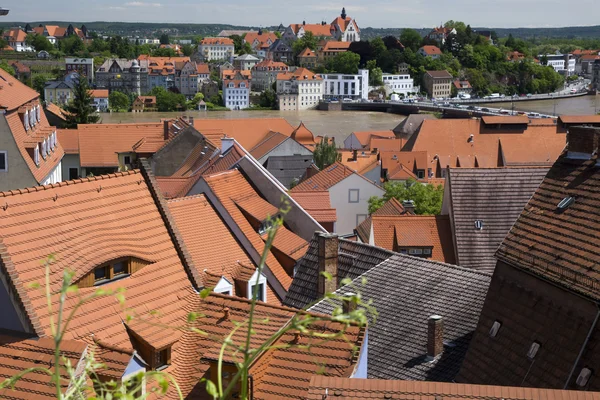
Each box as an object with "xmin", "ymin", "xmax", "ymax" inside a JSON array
[
  {"xmin": 342, "ymin": 293, "xmax": 357, "ymax": 314},
  {"xmin": 566, "ymin": 126, "xmax": 600, "ymax": 158},
  {"xmin": 163, "ymin": 120, "xmax": 170, "ymax": 140},
  {"xmin": 317, "ymin": 233, "xmax": 339, "ymax": 297},
  {"xmin": 427, "ymin": 315, "xmax": 444, "ymax": 359}
]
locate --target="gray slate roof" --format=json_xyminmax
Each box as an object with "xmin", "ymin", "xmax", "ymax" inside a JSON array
[
  {"xmin": 44, "ymin": 80, "xmax": 75, "ymax": 89},
  {"xmin": 310, "ymin": 254, "xmax": 492, "ymax": 382},
  {"xmin": 445, "ymin": 167, "xmax": 549, "ymax": 273},
  {"xmin": 283, "ymin": 235, "xmax": 394, "ymax": 309},
  {"xmin": 265, "ymin": 155, "xmax": 314, "ymax": 189},
  {"xmin": 393, "ymin": 114, "xmax": 435, "ymax": 141}
]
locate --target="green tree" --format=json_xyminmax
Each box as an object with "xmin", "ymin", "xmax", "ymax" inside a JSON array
[
  {"xmin": 0, "ymin": 60, "xmax": 14, "ymax": 76},
  {"xmin": 187, "ymin": 92, "xmax": 205, "ymax": 109},
  {"xmin": 64, "ymin": 78, "xmax": 100, "ymax": 127},
  {"xmin": 230, "ymin": 34, "xmax": 244, "ymax": 52},
  {"xmin": 152, "ymin": 47, "xmax": 177, "ymax": 57},
  {"xmin": 327, "ymin": 51, "xmax": 360, "ymax": 74},
  {"xmin": 181, "ymin": 44, "xmax": 194, "ymax": 56},
  {"xmin": 108, "ymin": 90, "xmax": 131, "ymax": 112},
  {"xmin": 159, "ymin": 33, "xmax": 170, "ymax": 44},
  {"xmin": 59, "ymin": 35, "xmax": 85, "ymax": 55},
  {"xmin": 292, "ymin": 31, "xmax": 318, "ymax": 56},
  {"xmin": 32, "ymin": 73, "xmax": 55, "ymax": 100},
  {"xmin": 258, "ymin": 89, "xmax": 277, "ymax": 109},
  {"xmin": 313, "ymin": 137, "xmax": 340, "ymax": 169},
  {"xmin": 368, "ymin": 180, "xmax": 444, "ymax": 215},
  {"xmin": 150, "ymin": 86, "xmax": 187, "ymax": 112},
  {"xmin": 366, "ymin": 60, "xmax": 383, "ymax": 85},
  {"xmin": 25, "ymin": 34, "xmax": 54, "ymax": 52}
]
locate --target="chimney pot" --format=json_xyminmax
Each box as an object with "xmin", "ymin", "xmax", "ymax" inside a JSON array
[
  {"xmin": 163, "ymin": 120, "xmax": 170, "ymax": 140},
  {"xmin": 317, "ymin": 233, "xmax": 339, "ymax": 298},
  {"xmin": 402, "ymin": 200, "xmax": 416, "ymax": 214},
  {"xmin": 427, "ymin": 315, "xmax": 444, "ymax": 359},
  {"xmin": 223, "ymin": 307, "xmax": 230, "ymax": 319}
]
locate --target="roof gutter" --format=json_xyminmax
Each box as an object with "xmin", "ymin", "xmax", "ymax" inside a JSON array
[{"xmin": 564, "ymin": 305, "xmax": 600, "ymax": 389}]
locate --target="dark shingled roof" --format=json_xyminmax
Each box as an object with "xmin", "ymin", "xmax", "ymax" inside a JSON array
[
  {"xmin": 265, "ymin": 155, "xmax": 314, "ymax": 189},
  {"xmin": 446, "ymin": 167, "xmax": 549, "ymax": 273},
  {"xmin": 283, "ymin": 235, "xmax": 393, "ymax": 309},
  {"xmin": 310, "ymin": 254, "xmax": 492, "ymax": 382},
  {"xmin": 496, "ymin": 127, "xmax": 600, "ymax": 300}
]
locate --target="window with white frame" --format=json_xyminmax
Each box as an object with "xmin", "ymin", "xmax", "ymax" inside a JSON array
[
  {"xmin": 42, "ymin": 140, "xmax": 47, "ymax": 158},
  {"xmin": 0, "ymin": 151, "xmax": 7, "ymax": 172},
  {"xmin": 36, "ymin": 105, "xmax": 41, "ymax": 123},
  {"xmin": 247, "ymin": 269, "xmax": 267, "ymax": 302},
  {"xmin": 214, "ymin": 277, "xmax": 233, "ymax": 295},
  {"xmin": 24, "ymin": 111, "xmax": 30, "ymax": 131}
]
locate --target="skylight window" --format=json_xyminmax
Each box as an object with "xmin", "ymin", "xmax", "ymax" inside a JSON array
[
  {"xmin": 489, "ymin": 321, "xmax": 502, "ymax": 338},
  {"xmin": 576, "ymin": 368, "xmax": 592, "ymax": 387},
  {"xmin": 527, "ymin": 342, "xmax": 540, "ymax": 359},
  {"xmin": 475, "ymin": 220, "xmax": 484, "ymax": 230},
  {"xmin": 557, "ymin": 196, "xmax": 575, "ymax": 210}
]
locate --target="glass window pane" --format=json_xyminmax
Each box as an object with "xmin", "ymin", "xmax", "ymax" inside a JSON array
[
  {"xmin": 95, "ymin": 267, "xmax": 107, "ymax": 281},
  {"xmin": 113, "ymin": 261, "xmax": 127, "ymax": 275}
]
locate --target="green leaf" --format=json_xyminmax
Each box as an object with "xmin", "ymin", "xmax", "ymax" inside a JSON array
[
  {"xmin": 321, "ymin": 271, "xmax": 332, "ymax": 281},
  {"xmin": 187, "ymin": 312, "xmax": 198, "ymax": 323},
  {"xmin": 199, "ymin": 288, "xmax": 212, "ymax": 299},
  {"xmin": 205, "ymin": 380, "xmax": 218, "ymax": 398}
]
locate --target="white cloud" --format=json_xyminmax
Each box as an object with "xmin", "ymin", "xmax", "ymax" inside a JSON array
[{"xmin": 124, "ymin": 1, "xmax": 162, "ymax": 7}]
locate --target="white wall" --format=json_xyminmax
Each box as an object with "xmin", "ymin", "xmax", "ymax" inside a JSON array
[
  {"xmin": 257, "ymin": 138, "xmax": 313, "ymax": 165},
  {"xmin": 41, "ymin": 161, "xmax": 63, "ymax": 186},
  {"xmin": 328, "ymin": 173, "xmax": 384, "ymax": 234},
  {"xmin": 61, "ymin": 154, "xmax": 81, "ymax": 180}
]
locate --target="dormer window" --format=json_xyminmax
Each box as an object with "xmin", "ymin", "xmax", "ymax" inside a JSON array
[
  {"xmin": 93, "ymin": 258, "xmax": 132, "ymax": 285},
  {"xmin": 41, "ymin": 140, "xmax": 47, "ymax": 159},
  {"xmin": 36, "ymin": 106, "xmax": 41, "ymax": 123},
  {"xmin": 247, "ymin": 269, "xmax": 267, "ymax": 302},
  {"xmin": 228, "ymin": 83, "xmax": 234, "ymax": 88},
  {"xmin": 24, "ymin": 111, "xmax": 30, "ymax": 131},
  {"xmin": 33, "ymin": 145, "xmax": 39, "ymax": 166}
]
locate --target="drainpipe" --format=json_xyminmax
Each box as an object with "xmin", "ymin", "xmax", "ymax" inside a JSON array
[{"xmin": 564, "ymin": 306, "xmax": 600, "ymax": 389}]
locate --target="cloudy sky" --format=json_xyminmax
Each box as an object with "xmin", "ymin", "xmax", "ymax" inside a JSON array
[{"xmin": 3, "ymin": 0, "xmax": 598, "ymax": 28}]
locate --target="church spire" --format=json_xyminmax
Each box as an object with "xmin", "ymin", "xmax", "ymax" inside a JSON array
[{"xmin": 341, "ymin": 7, "xmax": 346, "ymax": 19}]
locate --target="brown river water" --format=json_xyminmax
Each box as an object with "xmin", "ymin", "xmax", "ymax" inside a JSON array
[
  {"xmin": 99, "ymin": 110, "xmax": 405, "ymax": 145},
  {"xmin": 99, "ymin": 95, "xmax": 599, "ymax": 144}
]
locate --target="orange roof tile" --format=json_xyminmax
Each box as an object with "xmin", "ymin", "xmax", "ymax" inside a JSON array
[
  {"xmin": 388, "ymin": 163, "xmax": 419, "ymax": 180},
  {"xmin": 244, "ymin": 31, "xmax": 278, "ymax": 47},
  {"xmin": 369, "ymin": 138, "xmax": 403, "ymax": 152},
  {"xmin": 166, "ymin": 293, "xmax": 363, "ymax": 399},
  {"xmin": 156, "ymin": 176, "xmax": 197, "ymax": 199},
  {"xmin": 370, "ymin": 215, "xmax": 456, "ymax": 263},
  {"xmin": 201, "ymin": 37, "xmax": 234, "ymax": 45},
  {"xmin": 77, "ymin": 122, "xmax": 167, "ymax": 167},
  {"xmin": 290, "ymin": 23, "xmax": 333, "ymax": 37},
  {"xmin": 420, "ymin": 45, "xmax": 442, "ymax": 55},
  {"xmin": 277, "ymin": 67, "xmax": 322, "ymax": 81},
  {"xmin": 167, "ymin": 195, "xmax": 285, "ymax": 302},
  {"xmin": 339, "ymin": 151, "xmax": 380, "ymax": 175},
  {"xmin": 351, "ymin": 130, "xmax": 396, "ymax": 148},
  {"xmin": 354, "ymin": 198, "xmax": 408, "ymax": 244},
  {"xmin": 322, "ymin": 41, "xmax": 352, "ymax": 51},
  {"xmin": 482, "ymin": 115, "xmax": 529, "ymax": 124},
  {"xmin": 0, "ymin": 68, "xmax": 39, "ymax": 112},
  {"xmin": 196, "ymin": 63, "xmax": 210, "ymax": 74},
  {"xmin": 0, "ymin": 334, "xmax": 87, "ymax": 399},
  {"xmin": 291, "ymin": 191, "xmax": 337, "ymax": 223},
  {"xmin": 306, "ymin": 376, "xmax": 600, "ymax": 400},
  {"xmin": 57, "ymin": 128, "xmax": 80, "ymax": 154},
  {"xmin": 380, "ymin": 150, "xmax": 428, "ymax": 176},
  {"xmin": 408, "ymin": 119, "xmax": 566, "ymax": 176},
  {"xmin": 0, "ymin": 170, "xmax": 199, "ymax": 350},
  {"xmin": 559, "ymin": 115, "xmax": 600, "ymax": 124},
  {"xmin": 45, "ymin": 102, "xmax": 70, "ymax": 121},
  {"xmin": 194, "ymin": 118, "xmax": 298, "ymax": 150},
  {"xmin": 4, "ymin": 28, "xmax": 27, "ymax": 42},
  {"xmin": 254, "ymin": 59, "xmax": 289, "ymax": 70},
  {"xmin": 292, "ymin": 162, "xmax": 377, "ymax": 192},
  {"xmin": 264, "ymin": 226, "xmax": 310, "ymax": 261},
  {"xmin": 204, "ymin": 170, "xmax": 298, "ymax": 290},
  {"xmin": 90, "ymin": 89, "xmax": 109, "ymax": 98},
  {"xmin": 299, "ymin": 47, "xmax": 317, "ymax": 57}
]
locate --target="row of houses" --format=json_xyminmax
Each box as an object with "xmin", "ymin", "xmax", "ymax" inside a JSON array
[{"xmin": 3, "ymin": 62, "xmax": 600, "ymax": 398}]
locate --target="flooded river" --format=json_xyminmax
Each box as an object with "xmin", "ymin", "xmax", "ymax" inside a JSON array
[
  {"xmin": 501, "ymin": 93, "xmax": 600, "ymax": 115},
  {"xmin": 100, "ymin": 110, "xmax": 405, "ymax": 144}
]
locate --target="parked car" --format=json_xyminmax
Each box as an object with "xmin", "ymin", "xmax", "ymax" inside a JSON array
[
  {"xmin": 467, "ymin": 105, "xmax": 476, "ymax": 110},
  {"xmin": 481, "ymin": 107, "xmax": 490, "ymax": 112}
]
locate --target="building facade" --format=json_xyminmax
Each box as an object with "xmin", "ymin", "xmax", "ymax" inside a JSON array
[
  {"xmin": 252, "ymin": 60, "xmax": 289, "ymax": 92},
  {"xmin": 277, "ymin": 68, "xmax": 324, "ymax": 111},
  {"xmin": 95, "ymin": 59, "xmax": 148, "ymax": 95},
  {"xmin": 65, "ymin": 58, "xmax": 94, "ymax": 84},
  {"xmin": 199, "ymin": 38, "xmax": 235, "ymax": 62},
  {"xmin": 233, "ymin": 54, "xmax": 260, "ymax": 71},
  {"xmin": 320, "ymin": 69, "xmax": 369, "ymax": 100},
  {"xmin": 382, "ymin": 74, "xmax": 416, "ymax": 96},
  {"xmin": 540, "ymin": 53, "xmax": 576, "ymax": 76},
  {"xmin": 330, "ymin": 8, "xmax": 360, "ymax": 42},
  {"xmin": 44, "ymin": 81, "xmax": 75, "ymax": 105},
  {"xmin": 2, "ymin": 29, "xmax": 33, "ymax": 52},
  {"xmin": 223, "ymin": 78, "xmax": 250, "ymax": 110},
  {"xmin": 90, "ymin": 89, "xmax": 109, "ymax": 112},
  {"xmin": 423, "ymin": 70, "xmax": 453, "ymax": 98},
  {"xmin": 267, "ymin": 39, "xmax": 294, "ymax": 64}
]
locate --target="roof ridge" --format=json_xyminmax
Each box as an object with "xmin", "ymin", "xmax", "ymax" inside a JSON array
[
  {"xmin": 0, "ymin": 170, "xmax": 140, "ymax": 198},
  {"xmin": 166, "ymin": 193, "xmax": 208, "ymax": 204}
]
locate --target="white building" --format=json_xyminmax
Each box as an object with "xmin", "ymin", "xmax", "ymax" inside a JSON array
[
  {"xmin": 381, "ymin": 74, "xmax": 417, "ymax": 96},
  {"xmin": 276, "ymin": 67, "xmax": 323, "ymax": 111},
  {"xmin": 291, "ymin": 162, "xmax": 384, "ymax": 234},
  {"xmin": 128, "ymin": 37, "xmax": 161, "ymax": 45},
  {"xmin": 233, "ymin": 54, "xmax": 260, "ymax": 71},
  {"xmin": 320, "ymin": 69, "xmax": 369, "ymax": 100},
  {"xmin": 223, "ymin": 76, "xmax": 250, "ymax": 110},
  {"xmin": 90, "ymin": 90, "xmax": 109, "ymax": 112},
  {"xmin": 199, "ymin": 37, "xmax": 235, "ymax": 62},
  {"xmin": 330, "ymin": 8, "xmax": 361, "ymax": 42},
  {"xmin": 539, "ymin": 53, "xmax": 576, "ymax": 76}
]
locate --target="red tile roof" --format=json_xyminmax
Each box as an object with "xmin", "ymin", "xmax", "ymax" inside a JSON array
[
  {"xmin": 291, "ymin": 122, "xmax": 317, "ymax": 146},
  {"xmin": 290, "ymin": 23, "xmax": 333, "ymax": 37},
  {"xmin": 76, "ymin": 122, "xmax": 167, "ymax": 167},
  {"xmin": 306, "ymin": 376, "xmax": 600, "ymax": 400},
  {"xmin": 90, "ymin": 89, "xmax": 109, "ymax": 98},
  {"xmin": 194, "ymin": 118, "xmax": 299, "ymax": 150},
  {"xmin": 369, "ymin": 138, "xmax": 403, "ymax": 152},
  {"xmin": 204, "ymin": 170, "xmax": 300, "ymax": 290},
  {"xmin": 420, "ymin": 45, "xmax": 442, "ymax": 55},
  {"xmin": 0, "ymin": 170, "xmax": 199, "ymax": 351},
  {"xmin": 277, "ymin": 67, "xmax": 323, "ymax": 81},
  {"xmin": 57, "ymin": 128, "xmax": 80, "ymax": 154},
  {"xmin": 0, "ymin": 334, "xmax": 87, "ymax": 399},
  {"xmin": 425, "ymin": 70, "xmax": 453, "ymax": 79},
  {"xmin": 201, "ymin": 37, "xmax": 234, "ymax": 45},
  {"xmin": 339, "ymin": 151, "xmax": 380, "ymax": 175},
  {"xmin": 0, "ymin": 68, "xmax": 39, "ymax": 112},
  {"xmin": 350, "ymin": 130, "xmax": 396, "ymax": 148},
  {"xmin": 166, "ymin": 293, "xmax": 364, "ymax": 399},
  {"xmin": 45, "ymin": 102, "xmax": 70, "ymax": 122},
  {"xmin": 370, "ymin": 215, "xmax": 456, "ymax": 264},
  {"xmin": 244, "ymin": 31, "xmax": 277, "ymax": 47},
  {"xmin": 292, "ymin": 162, "xmax": 377, "ymax": 192},
  {"xmin": 291, "ymin": 191, "xmax": 337, "ymax": 223},
  {"xmin": 298, "ymin": 47, "xmax": 317, "ymax": 58},
  {"xmin": 322, "ymin": 41, "xmax": 352, "ymax": 51},
  {"xmin": 559, "ymin": 115, "xmax": 600, "ymax": 124}
]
